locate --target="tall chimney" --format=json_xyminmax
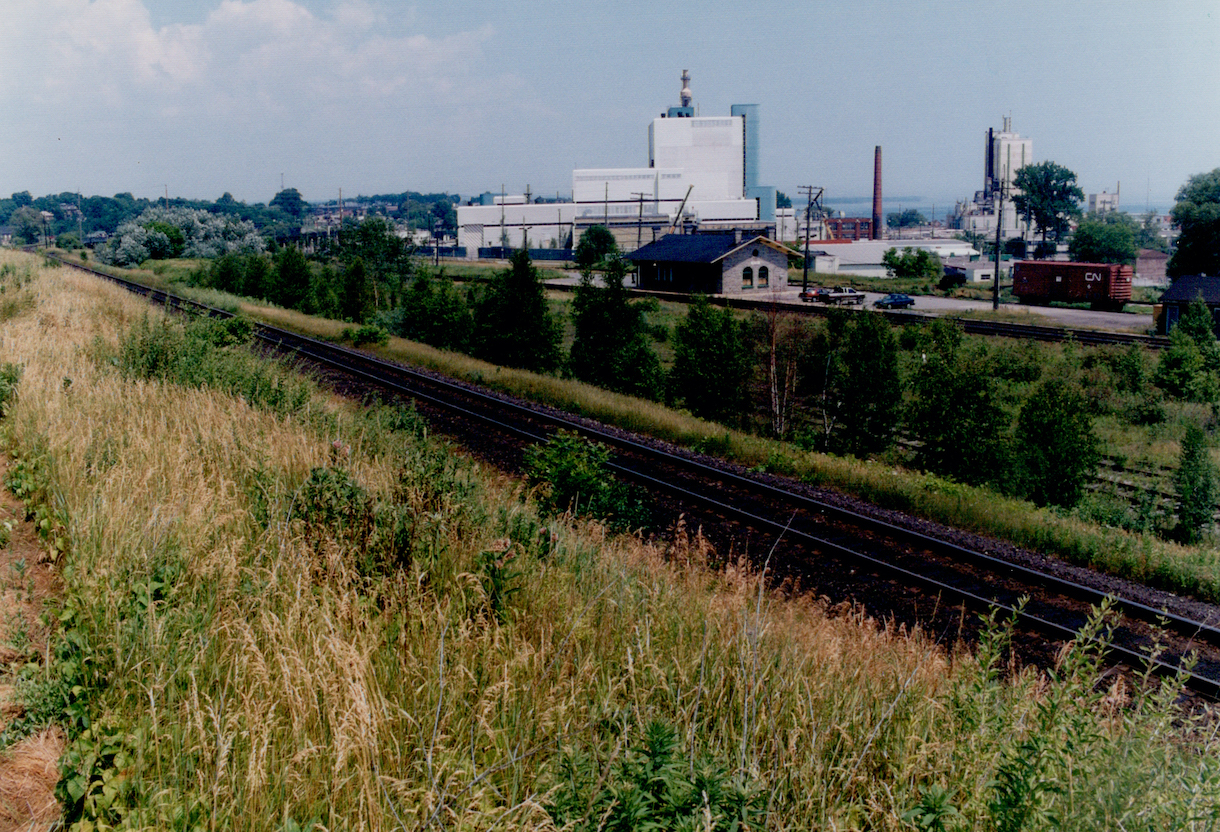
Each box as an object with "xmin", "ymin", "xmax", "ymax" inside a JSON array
[{"xmin": 872, "ymin": 146, "xmax": 883, "ymax": 240}]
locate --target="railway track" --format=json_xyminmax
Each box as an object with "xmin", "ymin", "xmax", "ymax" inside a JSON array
[{"xmin": 54, "ymin": 254, "xmax": 1220, "ymax": 698}]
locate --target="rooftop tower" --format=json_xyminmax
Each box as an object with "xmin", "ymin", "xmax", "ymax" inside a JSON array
[{"xmin": 667, "ymin": 69, "xmax": 695, "ymax": 118}]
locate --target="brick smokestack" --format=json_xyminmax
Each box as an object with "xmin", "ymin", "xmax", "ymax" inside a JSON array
[{"xmin": 872, "ymin": 145, "xmax": 882, "ymax": 240}]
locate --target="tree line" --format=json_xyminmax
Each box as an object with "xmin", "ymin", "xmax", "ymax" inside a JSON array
[{"xmin": 1, "ymin": 187, "xmax": 460, "ymax": 250}]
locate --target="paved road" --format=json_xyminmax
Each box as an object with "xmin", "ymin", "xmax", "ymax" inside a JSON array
[
  {"xmin": 545, "ymin": 271, "xmax": 1157, "ymax": 334},
  {"xmin": 767, "ymin": 284, "xmax": 1156, "ymax": 332}
]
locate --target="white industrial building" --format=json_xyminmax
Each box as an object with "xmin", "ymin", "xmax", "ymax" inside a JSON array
[
  {"xmin": 806, "ymin": 239, "xmax": 981, "ymax": 279},
  {"xmin": 949, "ymin": 117, "xmax": 1032, "ymax": 240},
  {"xmin": 457, "ymin": 71, "xmax": 774, "ymax": 256}
]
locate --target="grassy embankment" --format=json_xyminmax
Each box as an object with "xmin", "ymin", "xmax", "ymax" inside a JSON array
[
  {"xmin": 4, "ymin": 250, "xmax": 1219, "ymax": 829},
  {"xmin": 45, "ymin": 249, "xmax": 1217, "ymax": 601}
]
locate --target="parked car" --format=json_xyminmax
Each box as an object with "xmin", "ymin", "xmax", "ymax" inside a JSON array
[
  {"xmin": 809, "ymin": 286, "xmax": 865, "ymax": 305},
  {"xmin": 874, "ymin": 293, "xmax": 915, "ymax": 309}
]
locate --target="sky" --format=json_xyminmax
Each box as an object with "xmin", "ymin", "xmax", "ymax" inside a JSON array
[{"xmin": 2, "ymin": 0, "xmax": 1217, "ymax": 215}]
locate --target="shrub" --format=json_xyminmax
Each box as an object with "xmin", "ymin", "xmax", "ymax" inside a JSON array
[
  {"xmin": 1173, "ymin": 422, "xmax": 1218, "ymax": 543},
  {"xmin": 524, "ymin": 430, "xmax": 650, "ymax": 530},
  {"xmin": 0, "ymin": 362, "xmax": 23, "ymax": 415},
  {"xmin": 547, "ymin": 719, "xmax": 765, "ymax": 832},
  {"xmin": 343, "ymin": 323, "xmax": 390, "ymax": 347},
  {"xmin": 1014, "ymin": 377, "xmax": 1100, "ymax": 507}
]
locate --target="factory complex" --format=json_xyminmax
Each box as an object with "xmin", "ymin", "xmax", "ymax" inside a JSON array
[{"xmin": 455, "ymin": 72, "xmax": 1132, "ymax": 289}]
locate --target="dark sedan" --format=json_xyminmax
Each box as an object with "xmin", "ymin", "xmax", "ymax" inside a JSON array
[{"xmin": 874, "ymin": 293, "xmax": 915, "ymax": 309}]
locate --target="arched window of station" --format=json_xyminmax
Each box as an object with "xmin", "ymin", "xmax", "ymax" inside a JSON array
[
  {"xmin": 758, "ymin": 265, "xmax": 769, "ymax": 287},
  {"xmin": 742, "ymin": 266, "xmax": 754, "ymax": 289}
]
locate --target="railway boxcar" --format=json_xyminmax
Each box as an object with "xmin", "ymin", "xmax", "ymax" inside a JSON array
[{"xmin": 1012, "ymin": 261, "xmax": 1133, "ymax": 311}]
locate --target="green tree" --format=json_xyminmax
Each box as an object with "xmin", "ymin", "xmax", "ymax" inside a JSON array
[
  {"xmin": 143, "ymin": 220, "xmax": 185, "ymax": 259},
  {"xmin": 839, "ymin": 312, "xmax": 902, "ymax": 455},
  {"xmin": 882, "ymin": 246, "xmax": 942, "ymax": 281},
  {"xmin": 335, "ymin": 216, "xmax": 414, "ymax": 309},
  {"xmin": 1168, "ymin": 168, "xmax": 1220, "ymax": 278},
  {"xmin": 886, "ymin": 209, "xmax": 928, "ymax": 229},
  {"xmin": 273, "ymin": 246, "xmax": 311, "ymax": 309},
  {"xmin": 269, "ymin": 188, "xmax": 308, "ymax": 220},
  {"xmin": 472, "ymin": 249, "xmax": 562, "ymax": 373},
  {"xmin": 1015, "ymin": 377, "xmax": 1099, "ymax": 507},
  {"xmin": 243, "ymin": 254, "xmax": 272, "ymax": 301},
  {"xmin": 776, "ymin": 190, "xmax": 792, "ymax": 209},
  {"xmin": 209, "ymin": 252, "xmax": 245, "ymax": 294},
  {"xmin": 906, "ymin": 328, "xmax": 1011, "ymax": 488},
  {"xmin": 804, "ymin": 311, "xmax": 900, "ymax": 455},
  {"xmin": 341, "ymin": 257, "xmax": 374, "ymax": 323},
  {"xmin": 1012, "ymin": 161, "xmax": 1084, "ymax": 245},
  {"xmin": 568, "ymin": 257, "xmax": 663, "ymax": 399},
  {"xmin": 394, "ymin": 268, "xmax": 473, "ymax": 352},
  {"xmin": 1069, "ymin": 213, "xmax": 1138, "ymax": 264},
  {"xmin": 668, "ymin": 294, "xmax": 750, "ymax": 424},
  {"xmin": 574, "ymin": 225, "xmax": 619, "ymax": 269},
  {"xmin": 1173, "ymin": 422, "xmax": 1218, "ymax": 544},
  {"xmin": 9, "ymin": 206, "xmax": 43, "ymax": 244},
  {"xmin": 1134, "ymin": 211, "xmax": 1170, "ymax": 253},
  {"xmin": 1154, "ymin": 300, "xmax": 1220, "ymax": 401}
]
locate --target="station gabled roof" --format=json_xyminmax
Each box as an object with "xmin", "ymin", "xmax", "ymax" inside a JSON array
[
  {"xmin": 626, "ymin": 233, "xmax": 794, "ymax": 265},
  {"xmin": 1159, "ymin": 275, "xmax": 1220, "ymax": 305}
]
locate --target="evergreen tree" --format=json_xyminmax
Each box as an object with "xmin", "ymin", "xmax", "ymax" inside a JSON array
[
  {"xmin": 667, "ymin": 294, "xmax": 749, "ymax": 424},
  {"xmin": 341, "ymin": 257, "xmax": 375, "ymax": 323},
  {"xmin": 568, "ymin": 257, "xmax": 662, "ymax": 399},
  {"xmin": 472, "ymin": 249, "xmax": 562, "ymax": 373},
  {"xmin": 243, "ymin": 254, "xmax": 271, "ymax": 301},
  {"xmin": 273, "ymin": 246, "xmax": 311, "ymax": 309},
  {"xmin": 1174, "ymin": 422, "xmax": 1218, "ymax": 544}
]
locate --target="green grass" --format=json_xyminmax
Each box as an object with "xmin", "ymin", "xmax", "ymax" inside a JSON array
[{"xmin": 4, "ymin": 254, "xmax": 1217, "ymax": 829}]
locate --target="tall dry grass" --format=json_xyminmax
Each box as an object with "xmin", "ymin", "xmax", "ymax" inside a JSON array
[{"xmin": 0, "ymin": 251, "xmax": 1216, "ymax": 829}]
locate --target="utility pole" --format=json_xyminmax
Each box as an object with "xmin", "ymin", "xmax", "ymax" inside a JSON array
[
  {"xmin": 993, "ymin": 177, "xmax": 1004, "ymax": 311},
  {"xmin": 797, "ymin": 185, "xmax": 823, "ymax": 294},
  {"xmin": 631, "ymin": 192, "xmax": 647, "ymax": 250}
]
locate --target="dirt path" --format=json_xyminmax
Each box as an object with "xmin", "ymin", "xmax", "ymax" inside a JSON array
[{"xmin": 0, "ymin": 458, "xmax": 63, "ymax": 831}]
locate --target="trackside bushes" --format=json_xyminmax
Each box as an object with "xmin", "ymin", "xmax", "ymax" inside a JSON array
[{"xmin": 524, "ymin": 430, "xmax": 650, "ymax": 531}]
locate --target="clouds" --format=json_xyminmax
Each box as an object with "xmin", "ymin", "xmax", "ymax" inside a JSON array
[
  {"xmin": 2, "ymin": 1, "xmax": 1218, "ymax": 207},
  {"xmin": 1, "ymin": 0, "xmax": 513, "ymax": 200},
  {"xmin": 9, "ymin": 0, "xmax": 495, "ymax": 113}
]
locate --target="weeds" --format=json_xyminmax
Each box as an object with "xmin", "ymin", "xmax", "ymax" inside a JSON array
[
  {"xmin": 0, "ymin": 253, "xmax": 1216, "ymax": 829},
  {"xmin": 547, "ymin": 719, "xmax": 765, "ymax": 832},
  {"xmin": 524, "ymin": 430, "xmax": 650, "ymax": 530}
]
